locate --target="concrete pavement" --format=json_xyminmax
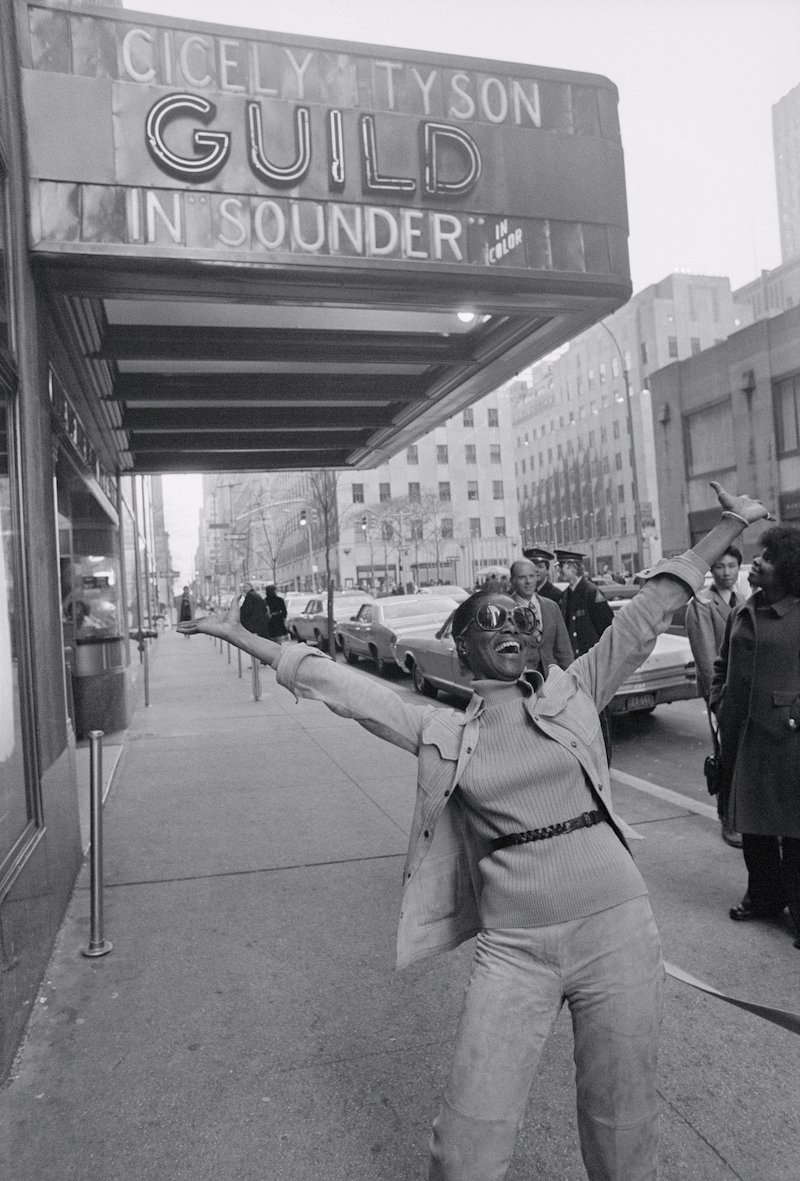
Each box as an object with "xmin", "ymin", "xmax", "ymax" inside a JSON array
[{"xmin": 1, "ymin": 628, "xmax": 799, "ymax": 1180}]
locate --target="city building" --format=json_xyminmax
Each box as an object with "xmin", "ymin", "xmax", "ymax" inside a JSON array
[
  {"xmin": 512, "ymin": 272, "xmax": 739, "ymax": 576},
  {"xmin": 195, "ymin": 386, "xmax": 520, "ymax": 595},
  {"xmin": 773, "ymin": 80, "xmax": 800, "ymax": 264},
  {"xmin": 733, "ymin": 258, "xmax": 800, "ymax": 324},
  {"xmin": 648, "ymin": 302, "xmax": 800, "ymax": 556}
]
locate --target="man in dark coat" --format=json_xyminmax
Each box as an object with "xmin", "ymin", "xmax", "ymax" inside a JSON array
[
  {"xmin": 558, "ymin": 550, "xmax": 615, "ymax": 761},
  {"xmin": 710, "ymin": 526, "xmax": 800, "ymax": 949},
  {"xmin": 239, "ymin": 582, "xmax": 271, "ymax": 639},
  {"xmin": 557, "ymin": 551, "xmax": 615, "ymax": 657},
  {"xmin": 686, "ymin": 545, "xmax": 744, "ymax": 847},
  {"xmin": 509, "ymin": 558, "xmax": 572, "ymax": 678},
  {"xmin": 264, "ymin": 584, "xmax": 288, "ymax": 640},
  {"xmin": 523, "ymin": 545, "xmax": 563, "ymax": 605}
]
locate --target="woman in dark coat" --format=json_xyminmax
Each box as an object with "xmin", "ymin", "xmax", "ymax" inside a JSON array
[
  {"xmin": 239, "ymin": 582, "xmax": 271, "ymax": 639},
  {"xmin": 710, "ymin": 525, "xmax": 800, "ymax": 949},
  {"xmin": 178, "ymin": 586, "xmax": 194, "ymax": 637},
  {"xmin": 264, "ymin": 584, "xmax": 288, "ymax": 640}
]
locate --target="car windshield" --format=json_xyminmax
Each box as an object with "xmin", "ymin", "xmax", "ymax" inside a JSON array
[{"xmin": 381, "ymin": 597, "xmax": 456, "ymax": 620}]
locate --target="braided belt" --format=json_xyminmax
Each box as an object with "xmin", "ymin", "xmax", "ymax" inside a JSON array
[{"xmin": 489, "ymin": 809, "xmax": 603, "ymax": 852}]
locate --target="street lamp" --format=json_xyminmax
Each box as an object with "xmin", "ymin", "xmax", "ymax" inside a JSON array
[
  {"xmin": 599, "ymin": 322, "xmax": 645, "ymax": 573},
  {"xmin": 298, "ymin": 506, "xmax": 317, "ymax": 593}
]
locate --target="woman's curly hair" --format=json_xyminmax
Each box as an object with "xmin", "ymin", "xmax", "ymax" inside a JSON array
[{"xmin": 759, "ymin": 525, "xmax": 800, "ymax": 597}]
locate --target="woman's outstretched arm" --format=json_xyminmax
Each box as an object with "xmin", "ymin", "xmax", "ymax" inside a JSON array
[{"xmin": 177, "ymin": 596, "xmax": 283, "ymax": 667}]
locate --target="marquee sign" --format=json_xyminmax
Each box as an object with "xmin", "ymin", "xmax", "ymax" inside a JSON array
[{"xmin": 22, "ymin": 3, "xmax": 629, "ymax": 281}]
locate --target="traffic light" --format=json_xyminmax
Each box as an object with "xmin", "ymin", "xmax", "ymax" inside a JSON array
[
  {"xmin": 361, "ymin": 516, "xmax": 367, "ymax": 532},
  {"xmin": 299, "ymin": 507, "xmax": 307, "ymax": 526}
]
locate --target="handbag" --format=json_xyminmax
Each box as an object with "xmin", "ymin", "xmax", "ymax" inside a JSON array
[{"xmin": 703, "ymin": 714, "xmax": 722, "ymax": 796}]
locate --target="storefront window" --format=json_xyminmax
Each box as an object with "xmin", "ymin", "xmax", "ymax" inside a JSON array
[{"xmin": 0, "ymin": 395, "xmax": 30, "ymax": 866}]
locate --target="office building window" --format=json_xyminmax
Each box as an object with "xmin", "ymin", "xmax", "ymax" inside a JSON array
[
  {"xmin": 467, "ymin": 481, "xmax": 479, "ymax": 500},
  {"xmin": 407, "ymin": 444, "xmax": 418, "ymax": 463},
  {"xmin": 463, "ymin": 408, "xmax": 474, "ymax": 426},
  {"xmin": 613, "ymin": 419, "xmax": 620, "ymax": 439},
  {"xmin": 487, "ymin": 407, "xmax": 499, "ymax": 427},
  {"xmin": 776, "ymin": 374, "xmax": 800, "ymax": 455},
  {"xmin": 611, "ymin": 356, "xmax": 620, "ymax": 377},
  {"xmin": 494, "ymin": 517, "xmax": 506, "ymax": 537},
  {"xmin": 615, "ymin": 452, "xmax": 623, "ymax": 470},
  {"xmin": 489, "ymin": 444, "xmax": 501, "ymax": 463},
  {"xmin": 691, "ymin": 337, "xmax": 701, "ymax": 355},
  {"xmin": 599, "ymin": 362, "xmax": 606, "ymax": 383},
  {"xmin": 620, "ymin": 515, "xmax": 627, "ymax": 535},
  {"xmin": 408, "ymin": 482, "xmax": 420, "ymax": 501},
  {"xmin": 437, "ymin": 444, "xmax": 449, "ymax": 464},
  {"xmin": 602, "ymin": 456, "xmax": 610, "ymax": 474},
  {"xmin": 351, "ymin": 483, "xmax": 364, "ymax": 503},
  {"xmin": 492, "ymin": 480, "xmax": 504, "ymax": 500},
  {"xmin": 410, "ymin": 518, "xmax": 423, "ymax": 540},
  {"xmin": 668, "ymin": 335, "xmax": 678, "ymax": 358},
  {"xmin": 618, "ymin": 484, "xmax": 625, "ymax": 502},
  {"xmin": 521, "ymin": 459, "xmax": 526, "ymax": 474},
  {"xmin": 381, "ymin": 520, "xmax": 393, "ymax": 541},
  {"xmin": 470, "ymin": 517, "xmax": 482, "ymax": 538},
  {"xmin": 439, "ymin": 481, "xmax": 451, "ymax": 501},
  {"xmin": 379, "ymin": 482, "xmax": 391, "ymax": 501},
  {"xmin": 685, "ymin": 400, "xmax": 735, "ymax": 474},
  {"xmin": 441, "ymin": 517, "xmax": 453, "ymax": 538},
  {"xmin": 465, "ymin": 443, "xmax": 477, "ymax": 463},
  {"xmin": 640, "ymin": 341, "xmax": 648, "ymax": 366}
]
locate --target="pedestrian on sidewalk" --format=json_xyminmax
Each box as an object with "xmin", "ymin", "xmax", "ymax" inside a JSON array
[
  {"xmin": 264, "ymin": 584, "xmax": 288, "ymax": 641},
  {"xmin": 710, "ymin": 527, "xmax": 800, "ymax": 950},
  {"xmin": 557, "ymin": 549, "xmax": 615, "ymax": 762},
  {"xmin": 179, "ymin": 483, "xmax": 770, "ymax": 1181},
  {"xmin": 178, "ymin": 585, "xmax": 194, "ymax": 638},
  {"xmin": 685, "ymin": 545, "xmax": 744, "ymax": 847},
  {"xmin": 238, "ymin": 581, "xmax": 271, "ymax": 639}
]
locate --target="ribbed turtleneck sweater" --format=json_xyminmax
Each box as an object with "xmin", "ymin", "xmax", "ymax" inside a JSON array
[{"xmin": 457, "ymin": 680, "xmax": 647, "ymax": 928}]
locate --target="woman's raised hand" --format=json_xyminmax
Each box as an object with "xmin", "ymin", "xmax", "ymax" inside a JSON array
[
  {"xmin": 710, "ymin": 481, "xmax": 773, "ymax": 526},
  {"xmin": 177, "ymin": 595, "xmax": 241, "ymax": 639}
]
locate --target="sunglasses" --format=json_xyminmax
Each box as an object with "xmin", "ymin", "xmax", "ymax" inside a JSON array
[{"xmin": 456, "ymin": 603, "xmax": 538, "ymax": 639}]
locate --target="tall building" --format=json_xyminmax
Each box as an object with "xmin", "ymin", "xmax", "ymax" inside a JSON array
[
  {"xmin": 773, "ymin": 81, "xmax": 800, "ymax": 264},
  {"xmin": 733, "ymin": 258, "xmax": 800, "ymax": 324},
  {"xmin": 512, "ymin": 273, "xmax": 738, "ymax": 576},
  {"xmin": 196, "ymin": 387, "xmax": 520, "ymax": 595}
]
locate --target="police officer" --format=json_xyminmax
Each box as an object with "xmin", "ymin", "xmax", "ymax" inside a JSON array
[{"xmin": 522, "ymin": 545, "xmax": 563, "ymax": 605}]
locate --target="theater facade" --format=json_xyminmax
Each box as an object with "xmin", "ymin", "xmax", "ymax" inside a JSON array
[{"xmin": 0, "ymin": 0, "xmax": 631, "ymax": 1075}]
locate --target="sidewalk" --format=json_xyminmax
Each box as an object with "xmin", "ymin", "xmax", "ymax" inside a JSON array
[{"xmin": 2, "ymin": 629, "xmax": 799, "ymax": 1180}]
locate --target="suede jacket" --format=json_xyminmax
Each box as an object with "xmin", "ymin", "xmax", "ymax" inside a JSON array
[{"xmin": 276, "ymin": 552, "xmax": 707, "ymax": 969}]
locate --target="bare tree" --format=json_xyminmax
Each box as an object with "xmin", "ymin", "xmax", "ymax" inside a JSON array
[
  {"xmin": 306, "ymin": 470, "xmax": 341, "ymax": 656},
  {"xmin": 246, "ymin": 489, "xmax": 296, "ymax": 585}
]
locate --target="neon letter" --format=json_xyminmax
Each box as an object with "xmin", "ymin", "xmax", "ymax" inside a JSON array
[
  {"xmin": 360, "ymin": 115, "xmax": 415, "ymax": 194},
  {"xmin": 422, "ymin": 123, "xmax": 481, "ymax": 197},
  {"xmin": 247, "ymin": 103, "xmax": 312, "ymax": 188},
  {"xmin": 145, "ymin": 93, "xmax": 230, "ymax": 182}
]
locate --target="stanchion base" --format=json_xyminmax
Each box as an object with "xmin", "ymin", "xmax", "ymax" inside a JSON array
[{"xmin": 81, "ymin": 940, "xmax": 113, "ymax": 958}]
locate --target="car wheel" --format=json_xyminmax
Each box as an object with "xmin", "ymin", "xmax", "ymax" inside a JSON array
[
  {"xmin": 411, "ymin": 661, "xmax": 438, "ymax": 698},
  {"xmin": 371, "ymin": 648, "xmax": 391, "ymax": 676},
  {"xmin": 342, "ymin": 639, "xmax": 359, "ymax": 665},
  {"xmin": 313, "ymin": 629, "xmax": 329, "ymax": 653}
]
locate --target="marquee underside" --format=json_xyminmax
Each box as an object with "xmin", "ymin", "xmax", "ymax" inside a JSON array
[{"xmin": 43, "ymin": 254, "xmax": 627, "ymax": 474}]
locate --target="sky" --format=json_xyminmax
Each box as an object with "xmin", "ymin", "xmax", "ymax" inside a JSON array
[{"xmin": 130, "ymin": 0, "xmax": 800, "ymax": 582}]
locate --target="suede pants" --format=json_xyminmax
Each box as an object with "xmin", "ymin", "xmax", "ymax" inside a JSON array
[{"xmin": 429, "ymin": 897, "xmax": 664, "ymax": 1181}]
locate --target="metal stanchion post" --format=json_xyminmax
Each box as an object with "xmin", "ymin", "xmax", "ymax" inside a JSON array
[
  {"xmin": 143, "ymin": 639, "xmax": 150, "ymax": 707},
  {"xmin": 82, "ymin": 731, "xmax": 112, "ymax": 958},
  {"xmin": 238, "ymin": 648, "xmax": 242, "ymax": 678},
  {"xmin": 251, "ymin": 658, "xmax": 261, "ymax": 701}
]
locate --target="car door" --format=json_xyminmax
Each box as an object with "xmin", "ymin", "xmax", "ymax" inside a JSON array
[
  {"xmin": 296, "ymin": 599, "xmax": 321, "ymax": 642},
  {"xmin": 349, "ymin": 604, "xmax": 373, "ymax": 654}
]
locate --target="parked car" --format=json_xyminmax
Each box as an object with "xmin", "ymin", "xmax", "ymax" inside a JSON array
[
  {"xmin": 287, "ymin": 592, "xmax": 374, "ymax": 649},
  {"xmin": 395, "ymin": 600, "xmax": 699, "ymax": 714},
  {"xmin": 416, "ymin": 583, "xmax": 470, "ymax": 602},
  {"xmin": 335, "ymin": 595, "xmax": 459, "ymax": 675}
]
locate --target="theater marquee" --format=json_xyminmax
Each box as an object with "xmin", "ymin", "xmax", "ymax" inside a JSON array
[
  {"xmin": 22, "ymin": 4, "xmax": 629, "ymax": 279},
  {"xmin": 19, "ymin": 2, "xmax": 632, "ymax": 476}
]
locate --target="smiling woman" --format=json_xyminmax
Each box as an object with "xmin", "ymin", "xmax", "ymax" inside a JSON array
[{"xmin": 178, "ymin": 483, "xmax": 770, "ymax": 1179}]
